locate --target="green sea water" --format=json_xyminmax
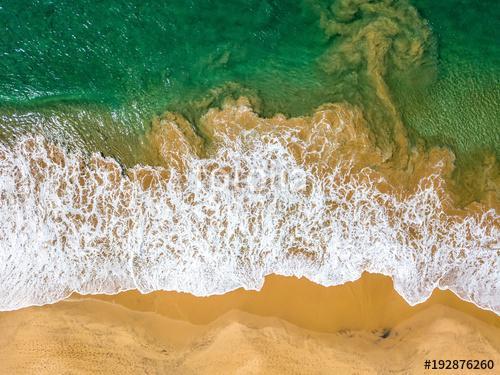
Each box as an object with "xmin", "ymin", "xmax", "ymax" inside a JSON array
[
  {"xmin": 391, "ymin": 0, "xmax": 500, "ymax": 158},
  {"xmin": 0, "ymin": 0, "xmax": 498, "ymax": 166}
]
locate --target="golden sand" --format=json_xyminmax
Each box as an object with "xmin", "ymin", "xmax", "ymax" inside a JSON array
[{"xmin": 0, "ymin": 273, "xmax": 498, "ymax": 374}]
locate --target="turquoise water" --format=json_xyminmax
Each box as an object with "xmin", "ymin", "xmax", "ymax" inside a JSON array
[
  {"xmin": 391, "ymin": 0, "xmax": 500, "ymax": 158},
  {"xmin": 0, "ymin": 0, "xmax": 498, "ymax": 164},
  {"xmin": 0, "ymin": 0, "xmax": 327, "ymax": 113}
]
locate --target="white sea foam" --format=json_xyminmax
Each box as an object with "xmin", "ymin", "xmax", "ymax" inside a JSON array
[{"xmin": 0, "ymin": 134, "xmax": 498, "ymax": 313}]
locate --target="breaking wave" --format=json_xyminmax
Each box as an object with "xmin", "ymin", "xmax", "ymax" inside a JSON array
[{"xmin": 0, "ymin": 102, "xmax": 498, "ymax": 312}]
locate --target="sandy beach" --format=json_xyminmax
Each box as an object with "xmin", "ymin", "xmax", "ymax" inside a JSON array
[{"xmin": 0, "ymin": 273, "xmax": 498, "ymax": 374}]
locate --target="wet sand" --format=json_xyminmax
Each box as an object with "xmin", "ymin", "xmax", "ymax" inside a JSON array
[
  {"xmin": 91, "ymin": 272, "xmax": 500, "ymax": 332},
  {"xmin": 0, "ymin": 273, "xmax": 498, "ymax": 374}
]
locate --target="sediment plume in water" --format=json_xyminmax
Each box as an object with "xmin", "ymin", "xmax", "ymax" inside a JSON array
[{"xmin": 0, "ymin": 98, "xmax": 498, "ymax": 312}]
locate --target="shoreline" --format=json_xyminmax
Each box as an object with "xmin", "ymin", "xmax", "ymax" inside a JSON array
[
  {"xmin": 81, "ymin": 272, "xmax": 500, "ymax": 332},
  {"xmin": 1, "ymin": 272, "xmax": 498, "ymax": 374}
]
